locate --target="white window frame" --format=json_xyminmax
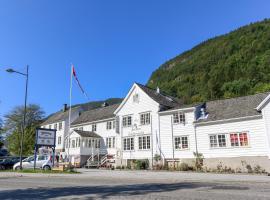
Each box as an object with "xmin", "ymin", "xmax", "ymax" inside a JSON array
[
  {"xmin": 209, "ymin": 134, "xmax": 227, "ymax": 148},
  {"xmin": 59, "ymin": 122, "xmax": 63, "ymax": 130},
  {"xmin": 138, "ymin": 135, "xmax": 151, "ymax": 150},
  {"xmin": 174, "ymin": 136, "xmax": 189, "ymax": 150},
  {"xmin": 173, "ymin": 112, "xmax": 186, "ymax": 124},
  {"xmin": 123, "ymin": 137, "xmax": 134, "ymax": 151},
  {"xmin": 140, "ymin": 112, "xmax": 151, "ymax": 126},
  {"xmin": 106, "ymin": 121, "xmax": 113, "ymax": 130},
  {"xmin": 92, "ymin": 124, "xmax": 97, "ymax": 132},
  {"xmin": 58, "ymin": 136, "xmax": 62, "ymax": 145},
  {"xmin": 122, "ymin": 115, "xmax": 132, "ymax": 128}
]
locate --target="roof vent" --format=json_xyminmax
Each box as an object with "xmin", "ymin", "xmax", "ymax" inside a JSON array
[
  {"xmin": 63, "ymin": 104, "xmax": 68, "ymax": 112},
  {"xmin": 156, "ymin": 87, "xmax": 160, "ymax": 94}
]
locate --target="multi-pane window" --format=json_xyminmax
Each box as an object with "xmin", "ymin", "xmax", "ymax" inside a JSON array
[
  {"xmin": 113, "ymin": 121, "xmax": 116, "ymax": 129},
  {"xmin": 209, "ymin": 134, "xmax": 226, "ymax": 148},
  {"xmin": 58, "ymin": 136, "xmax": 62, "ymax": 145},
  {"xmin": 122, "ymin": 116, "xmax": 132, "ymax": 127},
  {"xmin": 59, "ymin": 122, "xmax": 63, "ymax": 130},
  {"xmin": 230, "ymin": 132, "xmax": 248, "ymax": 147},
  {"xmin": 75, "ymin": 138, "xmax": 80, "ymax": 147},
  {"xmin": 92, "ymin": 124, "xmax": 97, "ymax": 132},
  {"xmin": 123, "ymin": 137, "xmax": 134, "ymax": 151},
  {"xmin": 106, "ymin": 121, "xmax": 113, "ymax": 130},
  {"xmin": 173, "ymin": 112, "xmax": 186, "ymax": 124},
  {"xmin": 140, "ymin": 113, "xmax": 151, "ymax": 125},
  {"xmin": 72, "ymin": 140, "xmax": 75, "ymax": 148},
  {"xmin": 174, "ymin": 136, "xmax": 189, "ymax": 150},
  {"xmin": 54, "ymin": 123, "xmax": 58, "ymax": 130},
  {"xmin": 138, "ymin": 136, "xmax": 151, "ymax": 150},
  {"xmin": 106, "ymin": 137, "xmax": 116, "ymax": 148}
]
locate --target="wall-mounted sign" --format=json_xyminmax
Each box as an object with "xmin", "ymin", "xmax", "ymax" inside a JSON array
[{"xmin": 36, "ymin": 128, "xmax": 56, "ymax": 147}]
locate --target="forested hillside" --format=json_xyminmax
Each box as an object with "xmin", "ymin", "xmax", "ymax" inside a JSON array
[{"xmin": 148, "ymin": 19, "xmax": 270, "ymax": 104}]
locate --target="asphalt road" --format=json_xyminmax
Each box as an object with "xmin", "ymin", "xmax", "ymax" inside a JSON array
[{"xmin": 0, "ymin": 169, "xmax": 270, "ymax": 199}]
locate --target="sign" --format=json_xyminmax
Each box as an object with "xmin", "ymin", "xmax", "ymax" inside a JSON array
[{"xmin": 36, "ymin": 128, "xmax": 56, "ymax": 147}]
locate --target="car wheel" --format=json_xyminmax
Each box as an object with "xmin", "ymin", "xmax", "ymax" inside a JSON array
[
  {"xmin": 43, "ymin": 165, "xmax": 51, "ymax": 171},
  {"xmin": 15, "ymin": 166, "xmax": 21, "ymax": 170}
]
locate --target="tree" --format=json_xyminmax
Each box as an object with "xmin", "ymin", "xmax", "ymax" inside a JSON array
[{"xmin": 4, "ymin": 104, "xmax": 44, "ymax": 156}]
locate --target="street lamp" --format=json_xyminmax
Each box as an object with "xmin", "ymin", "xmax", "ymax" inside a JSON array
[{"xmin": 6, "ymin": 65, "xmax": 29, "ymax": 170}]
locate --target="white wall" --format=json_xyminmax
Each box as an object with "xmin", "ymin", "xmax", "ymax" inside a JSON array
[
  {"xmin": 195, "ymin": 118, "xmax": 269, "ymax": 158},
  {"xmin": 116, "ymin": 84, "xmax": 160, "ymax": 160},
  {"xmin": 261, "ymin": 102, "xmax": 270, "ymax": 157},
  {"xmin": 159, "ymin": 110, "xmax": 196, "ymax": 159}
]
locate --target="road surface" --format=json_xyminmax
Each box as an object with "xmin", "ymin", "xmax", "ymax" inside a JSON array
[{"xmin": 0, "ymin": 169, "xmax": 270, "ymax": 199}]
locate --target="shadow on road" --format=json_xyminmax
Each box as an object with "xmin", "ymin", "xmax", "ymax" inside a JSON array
[{"xmin": 0, "ymin": 182, "xmax": 249, "ymax": 199}]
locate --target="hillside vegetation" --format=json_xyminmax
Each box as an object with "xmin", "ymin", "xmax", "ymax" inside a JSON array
[{"xmin": 148, "ymin": 19, "xmax": 270, "ymax": 104}]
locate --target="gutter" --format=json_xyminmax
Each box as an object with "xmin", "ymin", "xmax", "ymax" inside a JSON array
[{"xmin": 71, "ymin": 117, "xmax": 115, "ymax": 127}]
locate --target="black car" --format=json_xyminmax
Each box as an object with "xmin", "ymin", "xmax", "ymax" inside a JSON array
[{"xmin": 0, "ymin": 157, "xmax": 25, "ymax": 170}]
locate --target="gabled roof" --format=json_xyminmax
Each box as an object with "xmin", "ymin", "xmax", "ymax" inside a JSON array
[
  {"xmin": 73, "ymin": 130, "xmax": 101, "ymax": 138},
  {"xmin": 71, "ymin": 103, "xmax": 120, "ymax": 126},
  {"xmin": 197, "ymin": 92, "xmax": 270, "ymax": 123},
  {"xmin": 135, "ymin": 83, "xmax": 182, "ymax": 109},
  {"xmin": 41, "ymin": 106, "xmax": 81, "ymax": 126}
]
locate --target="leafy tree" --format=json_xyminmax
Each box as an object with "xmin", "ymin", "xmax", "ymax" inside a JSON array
[
  {"xmin": 4, "ymin": 104, "xmax": 44, "ymax": 156},
  {"xmin": 148, "ymin": 19, "xmax": 270, "ymax": 103}
]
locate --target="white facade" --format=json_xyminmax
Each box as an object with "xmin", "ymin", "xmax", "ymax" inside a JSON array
[{"xmin": 44, "ymin": 83, "xmax": 270, "ymax": 171}]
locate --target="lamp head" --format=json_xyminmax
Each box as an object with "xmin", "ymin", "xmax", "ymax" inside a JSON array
[{"xmin": 6, "ymin": 68, "xmax": 15, "ymax": 73}]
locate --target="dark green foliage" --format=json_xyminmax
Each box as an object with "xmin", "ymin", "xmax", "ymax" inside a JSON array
[
  {"xmin": 148, "ymin": 19, "xmax": 270, "ymax": 103},
  {"xmin": 135, "ymin": 159, "xmax": 149, "ymax": 170}
]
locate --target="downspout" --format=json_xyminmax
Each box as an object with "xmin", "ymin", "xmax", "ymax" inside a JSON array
[{"xmin": 170, "ymin": 116, "xmax": 175, "ymax": 170}]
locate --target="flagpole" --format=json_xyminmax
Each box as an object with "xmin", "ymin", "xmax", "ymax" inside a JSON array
[{"xmin": 67, "ymin": 64, "xmax": 73, "ymax": 165}]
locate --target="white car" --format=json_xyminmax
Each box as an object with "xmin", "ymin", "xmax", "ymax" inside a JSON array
[{"xmin": 13, "ymin": 155, "xmax": 53, "ymax": 170}]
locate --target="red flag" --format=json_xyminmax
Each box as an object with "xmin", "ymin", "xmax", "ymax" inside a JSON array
[{"xmin": 72, "ymin": 65, "xmax": 89, "ymax": 99}]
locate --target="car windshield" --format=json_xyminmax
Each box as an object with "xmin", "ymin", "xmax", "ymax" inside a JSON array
[{"xmin": 23, "ymin": 156, "xmax": 34, "ymax": 162}]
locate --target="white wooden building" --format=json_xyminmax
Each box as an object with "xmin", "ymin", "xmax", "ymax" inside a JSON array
[{"xmin": 42, "ymin": 83, "xmax": 270, "ymax": 171}]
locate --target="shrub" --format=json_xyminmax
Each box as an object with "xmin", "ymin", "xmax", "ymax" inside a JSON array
[
  {"xmin": 178, "ymin": 163, "xmax": 189, "ymax": 171},
  {"xmin": 193, "ymin": 152, "xmax": 204, "ymax": 170},
  {"xmin": 135, "ymin": 159, "xmax": 149, "ymax": 170},
  {"xmin": 246, "ymin": 164, "xmax": 253, "ymax": 173},
  {"xmin": 253, "ymin": 165, "xmax": 266, "ymax": 174}
]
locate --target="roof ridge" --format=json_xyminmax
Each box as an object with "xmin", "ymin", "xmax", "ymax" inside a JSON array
[
  {"xmin": 81, "ymin": 103, "xmax": 121, "ymax": 114},
  {"xmin": 206, "ymin": 91, "xmax": 270, "ymax": 104}
]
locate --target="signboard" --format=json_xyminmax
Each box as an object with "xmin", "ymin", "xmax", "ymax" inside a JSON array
[{"xmin": 36, "ymin": 128, "xmax": 56, "ymax": 147}]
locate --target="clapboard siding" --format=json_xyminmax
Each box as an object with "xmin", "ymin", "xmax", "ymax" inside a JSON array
[
  {"xmin": 196, "ymin": 118, "xmax": 269, "ymax": 158},
  {"xmin": 159, "ymin": 111, "xmax": 196, "ymax": 159},
  {"xmin": 117, "ymin": 84, "xmax": 160, "ymax": 160},
  {"xmin": 261, "ymin": 103, "xmax": 270, "ymax": 156}
]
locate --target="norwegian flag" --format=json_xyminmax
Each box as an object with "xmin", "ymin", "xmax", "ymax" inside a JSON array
[{"xmin": 72, "ymin": 65, "xmax": 89, "ymax": 99}]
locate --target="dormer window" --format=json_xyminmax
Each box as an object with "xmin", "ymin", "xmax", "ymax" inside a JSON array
[{"xmin": 173, "ymin": 112, "xmax": 186, "ymax": 124}]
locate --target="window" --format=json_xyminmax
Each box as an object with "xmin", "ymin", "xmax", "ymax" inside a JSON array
[
  {"xmin": 88, "ymin": 139, "xmax": 92, "ymax": 148},
  {"xmin": 49, "ymin": 125, "xmax": 52, "ymax": 129},
  {"xmin": 209, "ymin": 134, "xmax": 226, "ymax": 148},
  {"xmin": 113, "ymin": 137, "xmax": 115, "ymax": 148},
  {"xmin": 174, "ymin": 136, "xmax": 189, "ymax": 150},
  {"xmin": 230, "ymin": 132, "xmax": 248, "ymax": 147},
  {"xmin": 75, "ymin": 138, "xmax": 80, "ymax": 147},
  {"xmin": 106, "ymin": 137, "xmax": 115, "ymax": 148},
  {"xmin": 78, "ymin": 127, "xmax": 83, "ymax": 131},
  {"xmin": 123, "ymin": 137, "xmax": 134, "ymax": 151},
  {"xmin": 72, "ymin": 140, "xmax": 75, "ymax": 148},
  {"xmin": 133, "ymin": 93, "xmax": 139, "ymax": 103},
  {"xmin": 113, "ymin": 121, "xmax": 116, "ymax": 129},
  {"xmin": 140, "ymin": 113, "xmax": 150, "ymax": 125},
  {"xmin": 173, "ymin": 112, "xmax": 186, "ymax": 124},
  {"xmin": 54, "ymin": 123, "xmax": 58, "ymax": 130},
  {"xmin": 59, "ymin": 122, "xmax": 63, "ymax": 130},
  {"xmin": 58, "ymin": 136, "xmax": 62, "ymax": 145},
  {"xmin": 106, "ymin": 121, "xmax": 113, "ymax": 130},
  {"xmin": 138, "ymin": 136, "xmax": 151, "ymax": 150},
  {"xmin": 122, "ymin": 116, "xmax": 132, "ymax": 127},
  {"xmin": 92, "ymin": 124, "xmax": 97, "ymax": 132}
]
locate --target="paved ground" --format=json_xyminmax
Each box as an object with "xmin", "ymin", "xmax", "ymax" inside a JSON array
[{"xmin": 0, "ymin": 169, "xmax": 270, "ymax": 199}]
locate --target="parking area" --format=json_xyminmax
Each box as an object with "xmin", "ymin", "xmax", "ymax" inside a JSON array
[{"xmin": 0, "ymin": 169, "xmax": 270, "ymax": 199}]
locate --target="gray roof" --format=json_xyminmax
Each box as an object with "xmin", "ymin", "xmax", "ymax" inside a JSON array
[
  {"xmin": 197, "ymin": 92, "xmax": 270, "ymax": 123},
  {"xmin": 42, "ymin": 106, "xmax": 81, "ymax": 125},
  {"xmin": 71, "ymin": 103, "xmax": 120, "ymax": 126},
  {"xmin": 136, "ymin": 83, "xmax": 182, "ymax": 109},
  {"xmin": 73, "ymin": 130, "xmax": 101, "ymax": 138}
]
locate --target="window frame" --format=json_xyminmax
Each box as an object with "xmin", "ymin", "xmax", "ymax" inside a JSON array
[
  {"xmin": 122, "ymin": 115, "xmax": 132, "ymax": 128},
  {"xmin": 140, "ymin": 112, "xmax": 151, "ymax": 126},
  {"xmin": 172, "ymin": 112, "xmax": 186, "ymax": 124},
  {"xmin": 138, "ymin": 135, "xmax": 151, "ymax": 150},
  {"xmin": 123, "ymin": 137, "xmax": 134, "ymax": 151},
  {"xmin": 174, "ymin": 136, "xmax": 189, "ymax": 150}
]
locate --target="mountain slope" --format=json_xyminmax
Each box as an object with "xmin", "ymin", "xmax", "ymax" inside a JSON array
[{"xmin": 148, "ymin": 19, "xmax": 270, "ymax": 104}]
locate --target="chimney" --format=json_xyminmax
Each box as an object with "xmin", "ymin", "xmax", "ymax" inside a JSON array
[
  {"xmin": 63, "ymin": 104, "xmax": 68, "ymax": 112},
  {"xmin": 156, "ymin": 87, "xmax": 160, "ymax": 94}
]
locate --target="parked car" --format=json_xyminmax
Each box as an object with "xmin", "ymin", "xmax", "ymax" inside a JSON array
[
  {"xmin": 0, "ymin": 157, "xmax": 25, "ymax": 170},
  {"xmin": 0, "ymin": 149, "xmax": 9, "ymax": 157},
  {"xmin": 13, "ymin": 155, "xmax": 53, "ymax": 170}
]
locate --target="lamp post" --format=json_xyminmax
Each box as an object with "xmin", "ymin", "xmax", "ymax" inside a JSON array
[{"xmin": 6, "ymin": 65, "xmax": 29, "ymax": 169}]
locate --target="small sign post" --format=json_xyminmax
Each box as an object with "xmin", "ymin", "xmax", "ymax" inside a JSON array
[{"xmin": 34, "ymin": 128, "xmax": 56, "ymax": 170}]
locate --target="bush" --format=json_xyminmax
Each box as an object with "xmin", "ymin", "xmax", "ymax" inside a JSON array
[
  {"xmin": 135, "ymin": 160, "xmax": 149, "ymax": 170},
  {"xmin": 246, "ymin": 164, "xmax": 253, "ymax": 173},
  {"xmin": 178, "ymin": 163, "xmax": 189, "ymax": 171}
]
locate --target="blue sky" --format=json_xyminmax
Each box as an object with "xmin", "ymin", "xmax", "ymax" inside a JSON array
[{"xmin": 0, "ymin": 0, "xmax": 270, "ymax": 118}]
